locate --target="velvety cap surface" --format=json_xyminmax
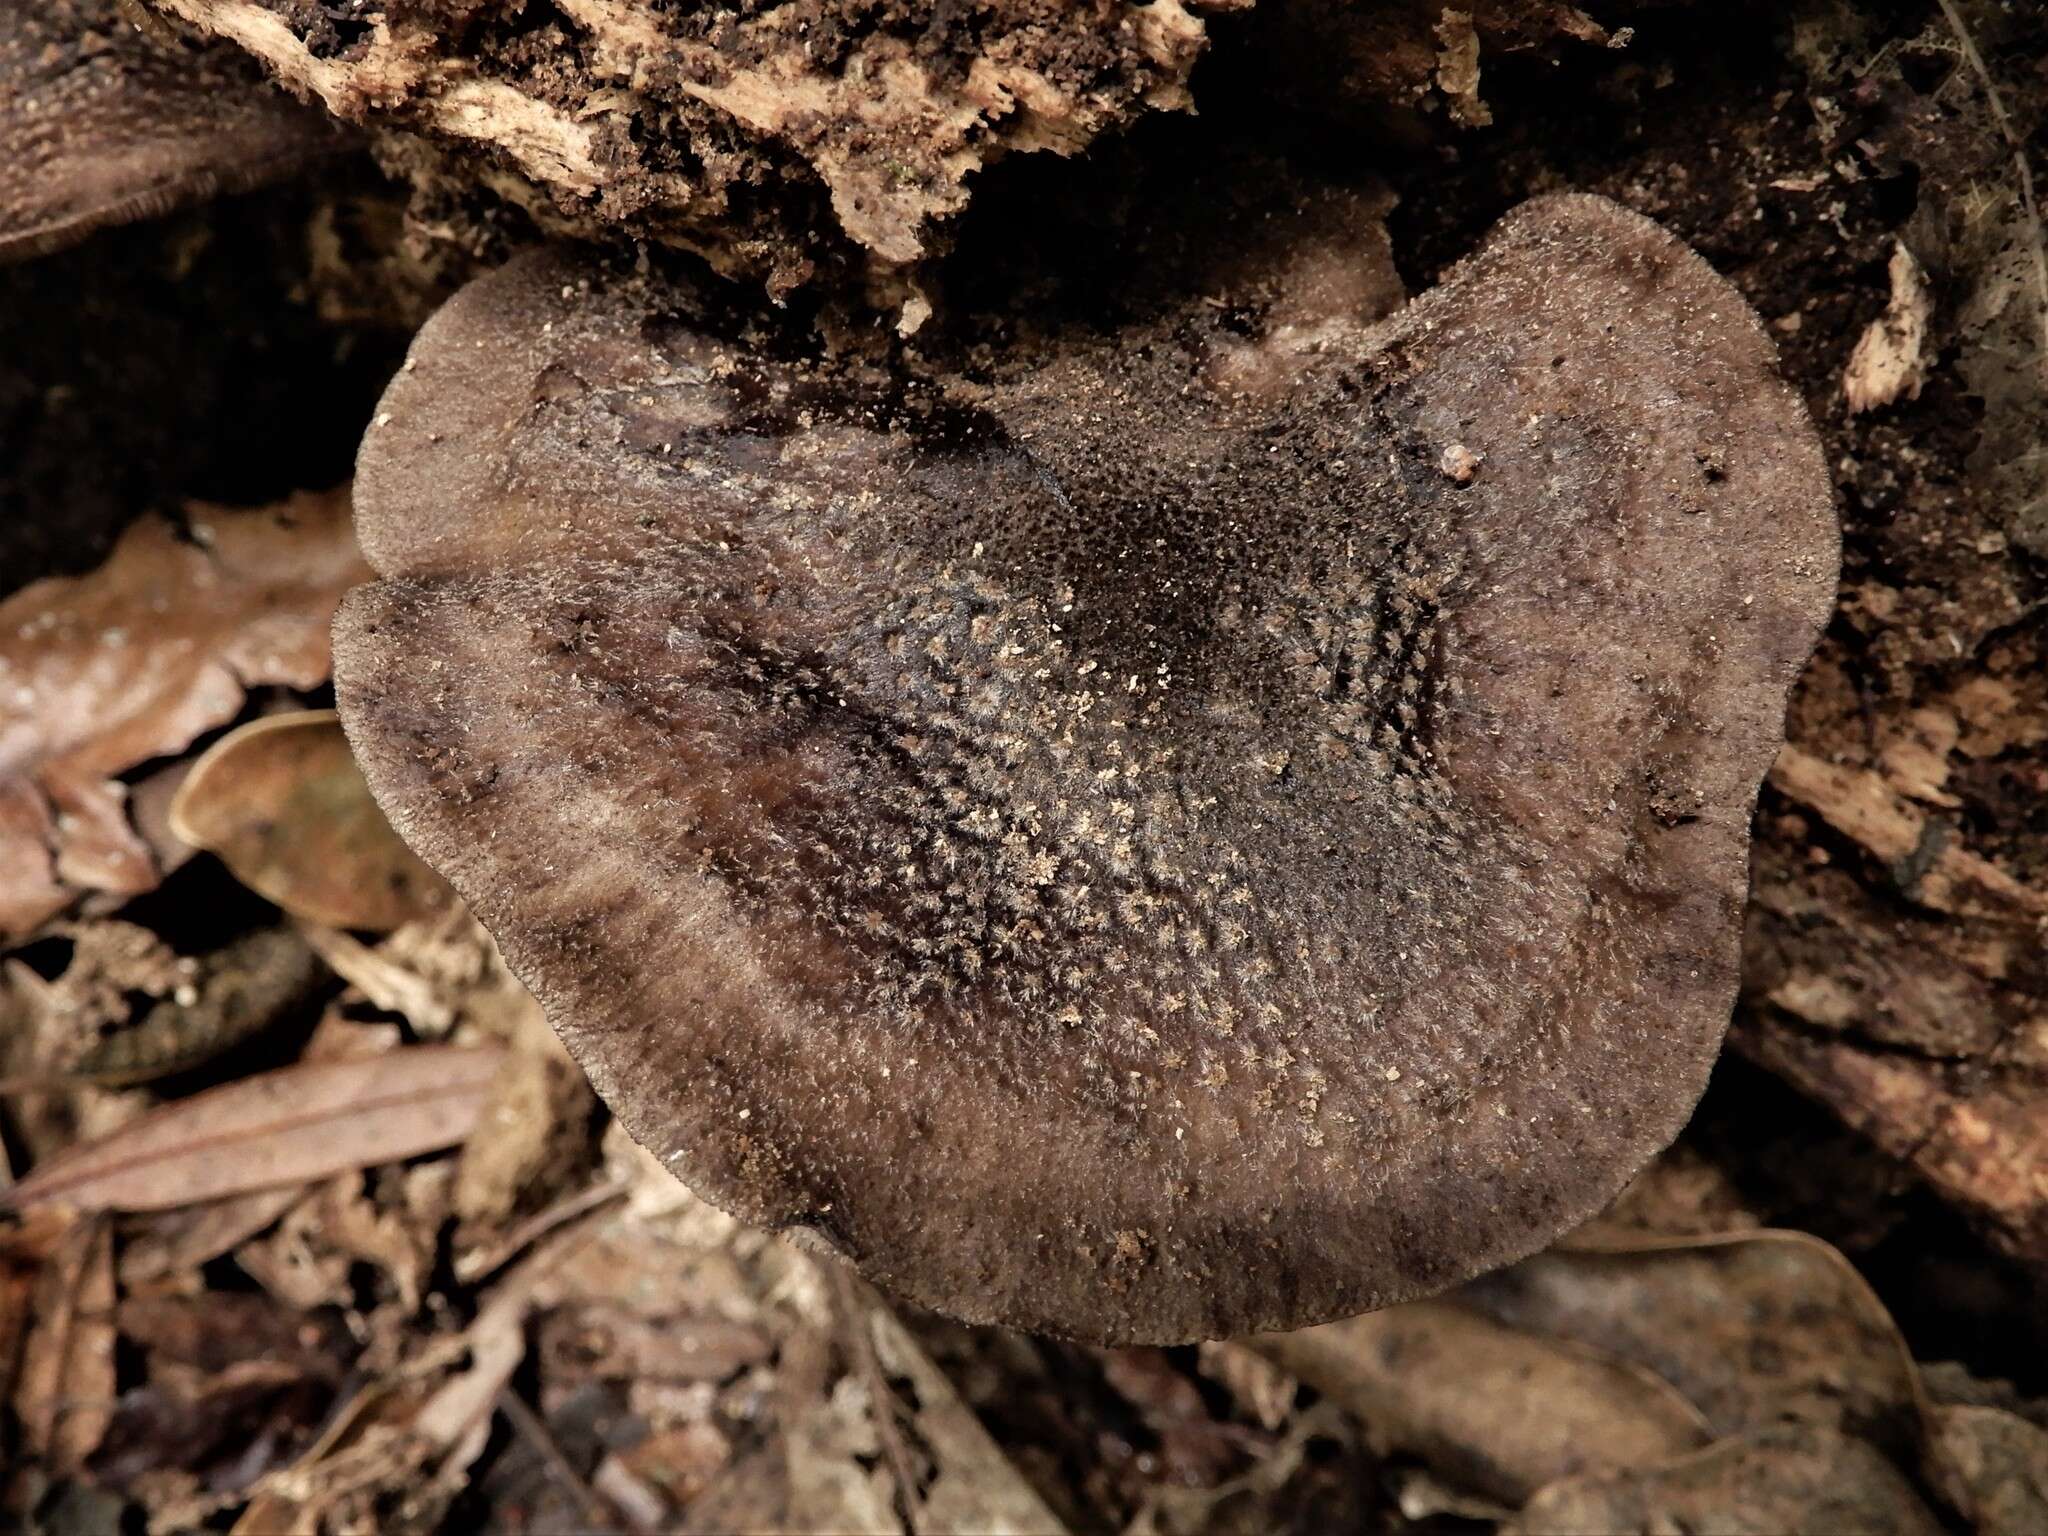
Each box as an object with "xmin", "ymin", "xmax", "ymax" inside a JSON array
[{"xmin": 336, "ymin": 194, "xmax": 1837, "ymax": 1342}]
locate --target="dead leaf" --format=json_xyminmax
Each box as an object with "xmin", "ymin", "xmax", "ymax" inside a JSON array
[
  {"xmin": 1588, "ymin": 1145, "xmax": 1762, "ymax": 1242},
  {"xmin": 1509, "ymin": 1423, "xmax": 1946, "ymax": 1536},
  {"xmin": 1925, "ymin": 1403, "xmax": 2048, "ymax": 1534},
  {"xmin": 0, "ymin": 490, "xmax": 367, "ymax": 939},
  {"xmin": 12, "ymin": 1215, "xmax": 116, "ymax": 1475},
  {"xmin": 1, "ymin": 926, "xmax": 325, "ymax": 1094},
  {"xmin": 170, "ymin": 711, "xmax": 453, "ymax": 931},
  {"xmin": 117, "ymin": 1184, "xmax": 308, "ymax": 1287},
  {"xmin": 4, "ymin": 1043, "xmax": 504, "ymax": 1213},
  {"xmin": 1467, "ymin": 1232, "xmax": 1923, "ymax": 1454},
  {"xmin": 1248, "ymin": 1299, "xmax": 1710, "ymax": 1504},
  {"xmin": 1845, "ymin": 240, "xmax": 1934, "ymax": 413}
]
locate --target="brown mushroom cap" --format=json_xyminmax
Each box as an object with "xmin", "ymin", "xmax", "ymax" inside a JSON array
[
  {"xmin": 1, "ymin": 0, "xmax": 345, "ymax": 263},
  {"xmin": 335, "ymin": 193, "xmax": 1838, "ymax": 1343}
]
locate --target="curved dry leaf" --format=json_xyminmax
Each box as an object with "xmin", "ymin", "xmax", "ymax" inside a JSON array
[
  {"xmin": 2, "ymin": 1044, "xmax": 503, "ymax": 1214},
  {"xmin": 1249, "ymin": 1300, "xmax": 1710, "ymax": 1504},
  {"xmin": 0, "ymin": 490, "xmax": 368, "ymax": 940},
  {"xmin": 171, "ymin": 712, "xmax": 453, "ymax": 930},
  {"xmin": 1509, "ymin": 1424, "xmax": 1946, "ymax": 1536},
  {"xmin": 1466, "ymin": 1230, "xmax": 1923, "ymax": 1454},
  {"xmin": 1926, "ymin": 1403, "xmax": 2048, "ymax": 1535},
  {"xmin": 116, "ymin": 1184, "xmax": 306, "ymax": 1287},
  {"xmin": 0, "ymin": 927, "xmax": 325, "ymax": 1093},
  {"xmin": 1486, "ymin": 1221, "xmax": 2046, "ymax": 1533},
  {"xmin": 0, "ymin": 0, "xmax": 349, "ymax": 263}
]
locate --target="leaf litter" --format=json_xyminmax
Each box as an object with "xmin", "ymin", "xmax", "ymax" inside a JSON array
[
  {"xmin": 7, "ymin": 4, "xmax": 2048, "ymax": 1532},
  {"xmin": 0, "ymin": 490, "xmax": 366, "ymax": 940}
]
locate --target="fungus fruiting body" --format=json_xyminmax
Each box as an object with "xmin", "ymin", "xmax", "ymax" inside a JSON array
[
  {"xmin": 1, "ymin": 0, "xmax": 343, "ymax": 263},
  {"xmin": 336, "ymin": 194, "xmax": 1838, "ymax": 1343}
]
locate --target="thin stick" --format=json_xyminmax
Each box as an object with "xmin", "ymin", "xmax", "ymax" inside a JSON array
[
  {"xmin": 495, "ymin": 1385, "xmax": 640, "ymax": 1533},
  {"xmin": 454, "ymin": 1177, "xmax": 628, "ymax": 1284},
  {"xmin": 828, "ymin": 1266, "xmax": 924, "ymax": 1533}
]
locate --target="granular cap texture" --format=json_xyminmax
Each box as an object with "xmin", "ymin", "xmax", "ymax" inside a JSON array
[{"xmin": 335, "ymin": 194, "xmax": 1838, "ymax": 1343}]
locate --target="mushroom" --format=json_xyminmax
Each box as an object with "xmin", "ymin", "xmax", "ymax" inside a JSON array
[
  {"xmin": 334, "ymin": 193, "xmax": 1838, "ymax": 1343},
  {"xmin": 1, "ymin": 0, "xmax": 345, "ymax": 263}
]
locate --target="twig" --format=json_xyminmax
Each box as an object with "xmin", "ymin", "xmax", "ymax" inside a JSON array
[
  {"xmin": 827, "ymin": 1266, "xmax": 924, "ymax": 1534},
  {"xmin": 495, "ymin": 1385, "xmax": 643, "ymax": 1534},
  {"xmin": 1935, "ymin": 0, "xmax": 2048, "ymax": 390},
  {"xmin": 453, "ymin": 1176, "xmax": 629, "ymax": 1285}
]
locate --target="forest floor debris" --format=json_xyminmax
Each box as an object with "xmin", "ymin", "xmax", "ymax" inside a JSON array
[{"xmin": 4, "ymin": 0, "xmax": 2048, "ymax": 1531}]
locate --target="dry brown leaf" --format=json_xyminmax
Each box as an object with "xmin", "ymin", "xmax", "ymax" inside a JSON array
[
  {"xmin": 1925, "ymin": 1403, "xmax": 2048, "ymax": 1534},
  {"xmin": 0, "ymin": 490, "xmax": 367, "ymax": 940},
  {"xmin": 1468, "ymin": 1232, "xmax": 1922, "ymax": 1453},
  {"xmin": 1509, "ymin": 1423, "xmax": 1946, "ymax": 1536},
  {"xmin": 12, "ymin": 1214, "xmax": 116, "ymax": 1475},
  {"xmin": 170, "ymin": 711, "xmax": 454, "ymax": 931},
  {"xmin": 1588, "ymin": 1145, "xmax": 1762, "ymax": 1241},
  {"xmin": 1248, "ymin": 1298, "xmax": 1710, "ymax": 1504},
  {"xmin": 117, "ymin": 1184, "xmax": 308, "ymax": 1287},
  {"xmin": 4, "ymin": 1043, "xmax": 503, "ymax": 1214}
]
